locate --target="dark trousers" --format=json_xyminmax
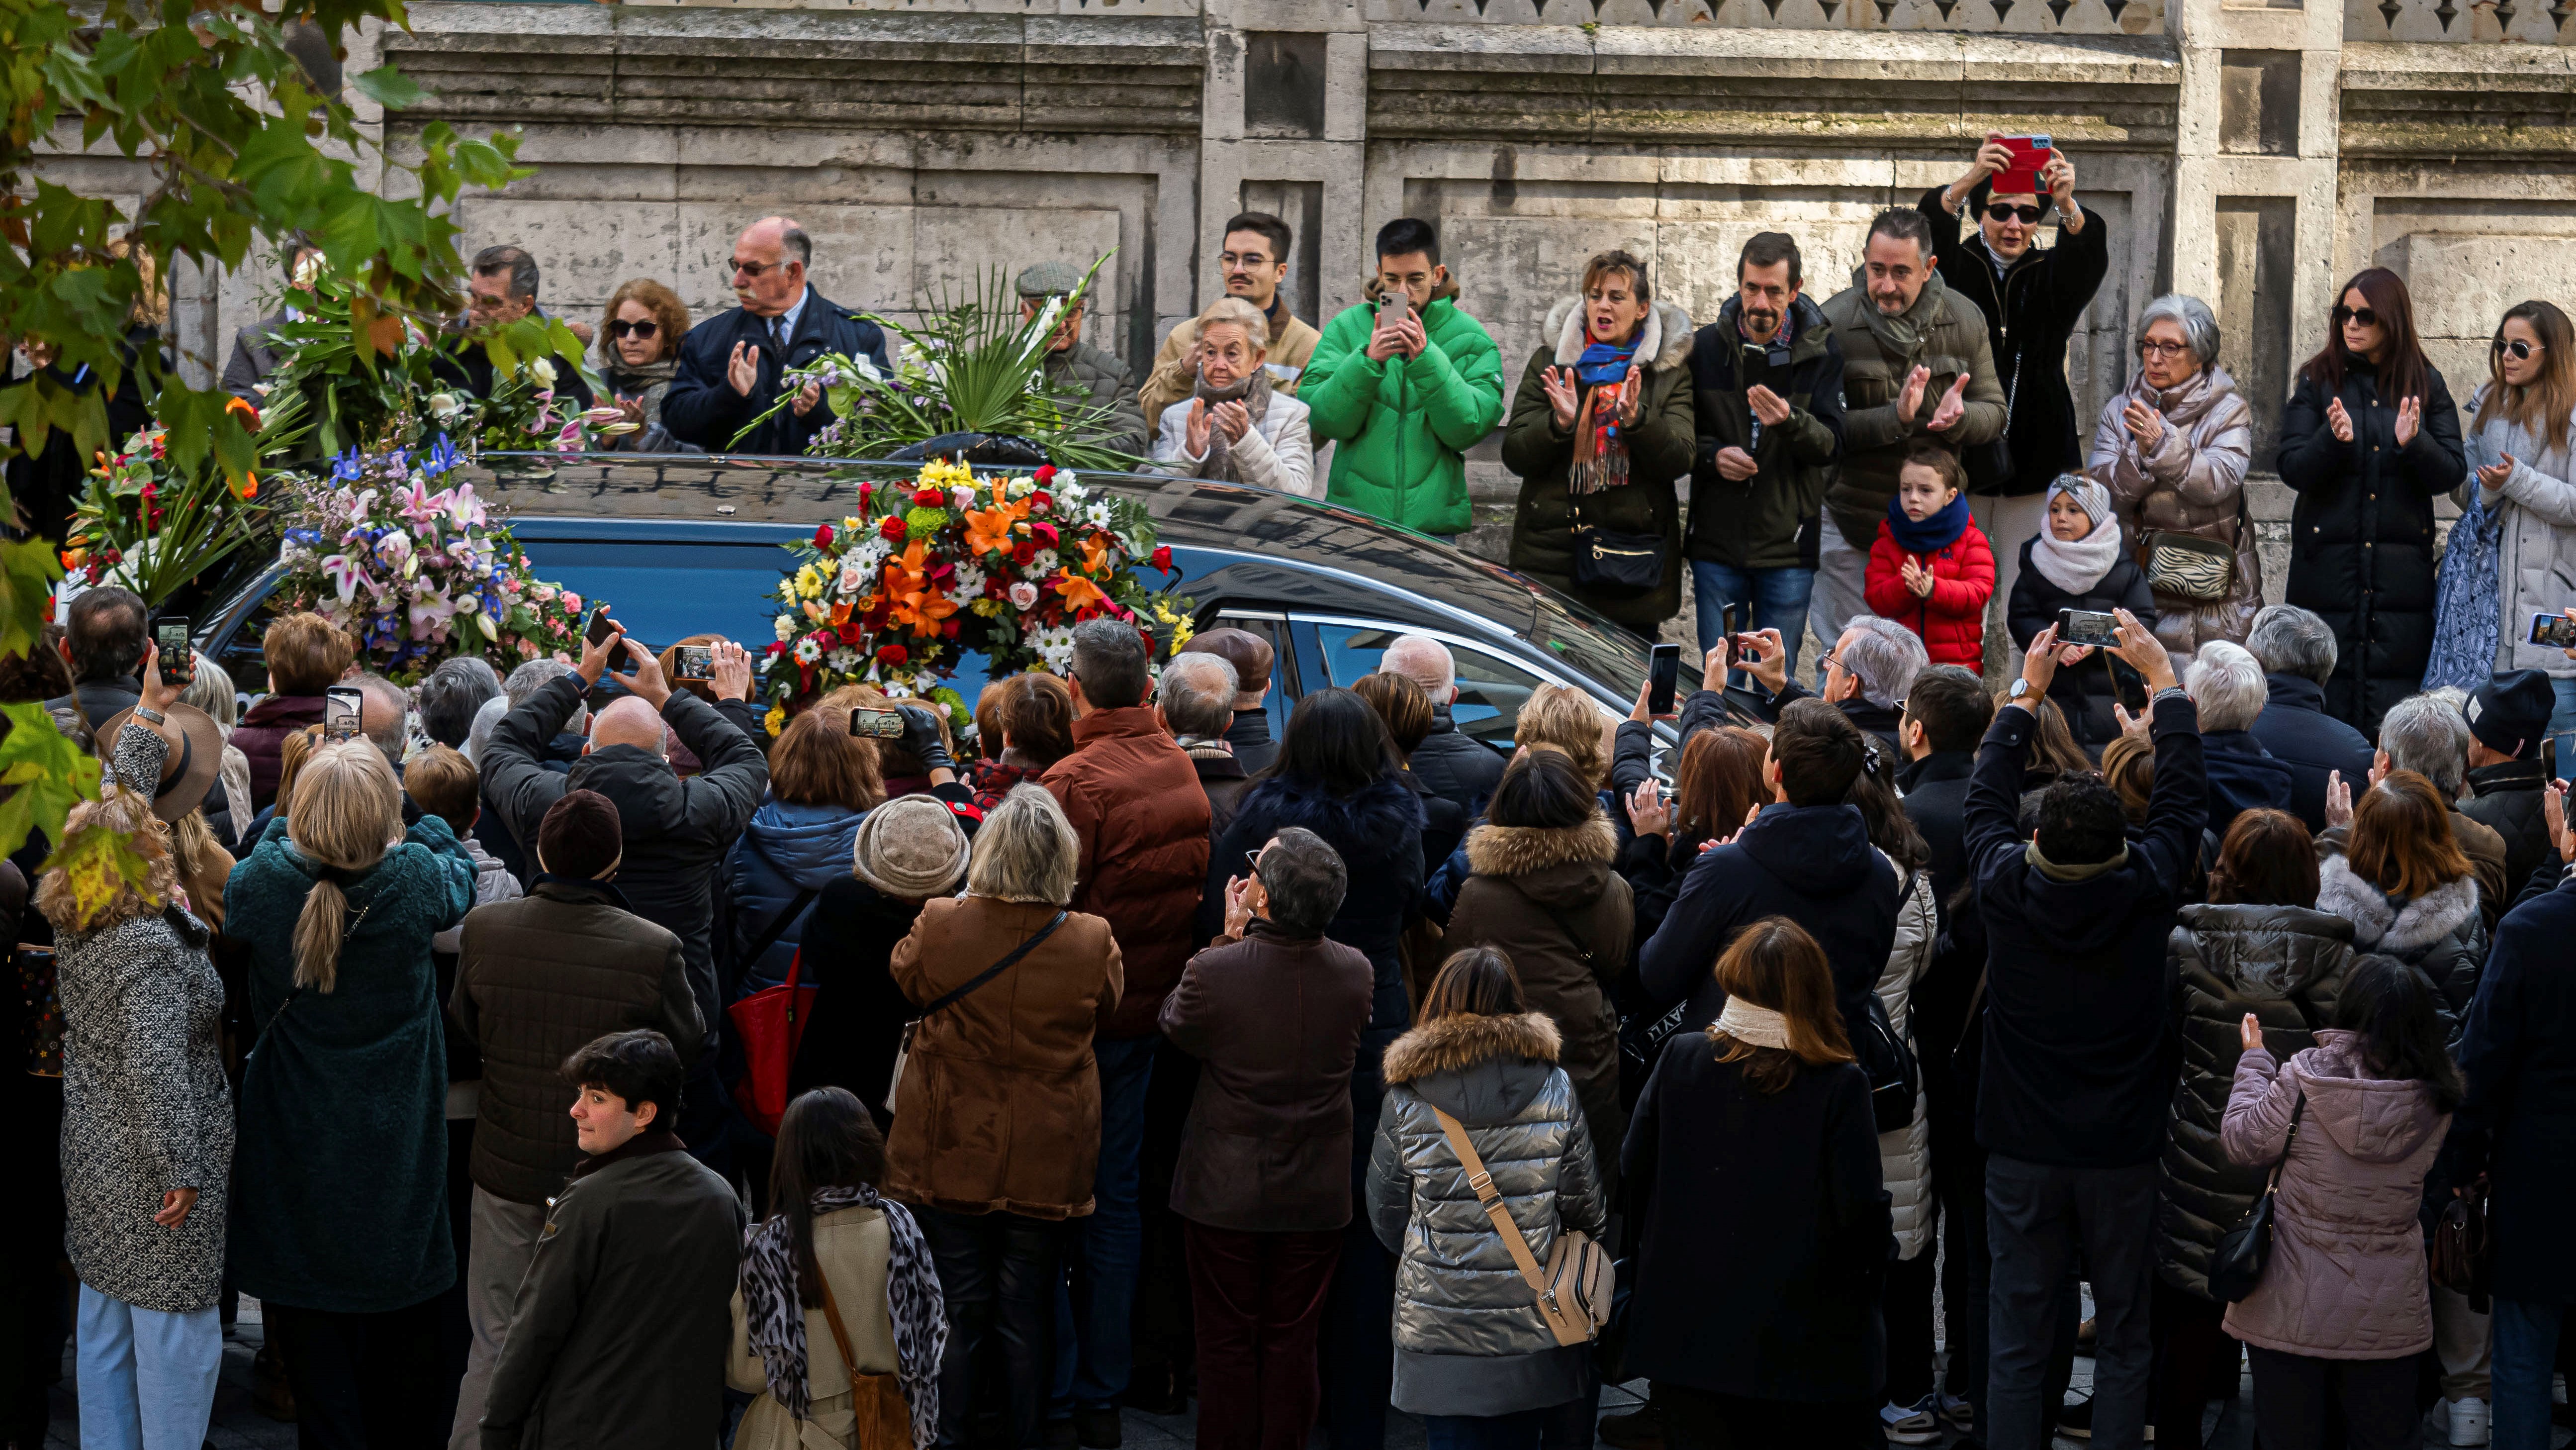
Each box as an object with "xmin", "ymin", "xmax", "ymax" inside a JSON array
[
  {"xmin": 1420, "ymin": 1394, "xmax": 1595, "ymax": 1450},
  {"xmin": 1183, "ymin": 1221, "xmax": 1342, "ymax": 1450},
  {"xmin": 1881, "ymin": 1248, "xmax": 1938, "ymax": 1408},
  {"xmin": 2148, "ymin": 1279, "xmax": 2236, "ymax": 1450},
  {"xmin": 1130, "ymin": 1040, "xmax": 1202, "ymax": 1407},
  {"xmin": 920, "ymin": 1206, "xmax": 1064, "ymax": 1450},
  {"xmin": 1321, "ymin": 1062, "xmax": 1395, "ymax": 1450},
  {"xmin": 2246, "ymin": 1347, "xmax": 2417, "ymax": 1450},
  {"xmin": 1986, "ymin": 1155, "xmax": 2157, "ymax": 1450},
  {"xmin": 266, "ymin": 1298, "xmax": 447, "ymax": 1450},
  {"xmin": 1655, "ymin": 1381, "xmax": 1876, "ymax": 1450},
  {"xmin": 1928, "ymin": 1067, "xmax": 1989, "ymax": 1418},
  {"xmin": 1060, "ymin": 1033, "xmax": 1154, "ymax": 1413},
  {"xmin": 435, "ymin": 1116, "xmax": 475, "ymax": 1437}
]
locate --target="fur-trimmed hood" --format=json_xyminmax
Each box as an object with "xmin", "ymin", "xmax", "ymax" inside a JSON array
[
  {"xmin": 1382, "ymin": 1010, "xmax": 1562, "ymax": 1085},
  {"xmin": 1465, "ymin": 813, "xmax": 1618, "ymax": 878},
  {"xmin": 2317, "ymin": 854, "xmax": 2479, "ymax": 957},
  {"xmin": 1543, "ymin": 296, "xmax": 1695, "ymax": 373}
]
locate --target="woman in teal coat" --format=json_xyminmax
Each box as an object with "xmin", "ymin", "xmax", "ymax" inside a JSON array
[{"xmin": 225, "ymin": 738, "xmax": 476, "ymax": 1444}]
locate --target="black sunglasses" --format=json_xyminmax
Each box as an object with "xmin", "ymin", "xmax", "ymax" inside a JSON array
[
  {"xmin": 2334, "ymin": 305, "xmax": 2381, "ymax": 329},
  {"xmin": 728, "ymin": 259, "xmax": 781, "ymax": 280},
  {"xmin": 2494, "ymin": 337, "xmax": 2544, "ymax": 361},
  {"xmin": 608, "ymin": 319, "xmax": 659, "ymax": 340},
  {"xmin": 1986, "ymin": 203, "xmax": 2045, "ymax": 224}
]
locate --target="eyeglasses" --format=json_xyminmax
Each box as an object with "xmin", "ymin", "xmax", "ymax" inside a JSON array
[
  {"xmin": 2495, "ymin": 337, "xmax": 2545, "ymax": 361},
  {"xmin": 2334, "ymin": 305, "xmax": 2381, "ymax": 330},
  {"xmin": 608, "ymin": 320, "xmax": 659, "ymax": 340},
  {"xmin": 2138, "ymin": 338, "xmax": 2192, "ymax": 359},
  {"xmin": 1819, "ymin": 651, "xmax": 1845, "ymax": 677},
  {"xmin": 1986, "ymin": 203, "xmax": 2045, "ymax": 224},
  {"xmin": 1218, "ymin": 251, "xmax": 1276, "ymax": 270},
  {"xmin": 729, "ymin": 258, "xmax": 782, "ymax": 280}
]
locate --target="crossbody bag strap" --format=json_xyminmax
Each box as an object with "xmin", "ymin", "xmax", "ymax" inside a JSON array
[
  {"xmin": 742, "ymin": 888, "xmax": 821, "ymax": 971},
  {"xmin": 814, "ymin": 1262, "xmax": 863, "ymax": 1381},
  {"xmin": 2260, "ymin": 1089, "xmax": 2308, "ymax": 1196},
  {"xmin": 922, "ymin": 910, "xmax": 1068, "ymax": 1018},
  {"xmin": 1427, "ymin": 1104, "xmax": 1582, "ymax": 1347}
]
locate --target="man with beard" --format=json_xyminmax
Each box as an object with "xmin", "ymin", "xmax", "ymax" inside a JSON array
[
  {"xmin": 1140, "ymin": 212, "xmax": 1321, "ymax": 444},
  {"xmin": 1684, "ymin": 232, "xmax": 1847, "ymax": 680}
]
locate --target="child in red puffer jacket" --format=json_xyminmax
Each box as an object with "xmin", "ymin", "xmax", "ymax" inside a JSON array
[{"xmin": 1864, "ymin": 441, "xmax": 1995, "ymax": 672}]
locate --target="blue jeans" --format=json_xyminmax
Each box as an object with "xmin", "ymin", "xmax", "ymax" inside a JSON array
[
  {"xmin": 75, "ymin": 1283, "xmax": 221, "ymax": 1450},
  {"xmin": 1689, "ymin": 560, "xmax": 1817, "ymax": 686},
  {"xmin": 1056, "ymin": 1032, "xmax": 1156, "ymax": 1412},
  {"xmin": 2491, "ymin": 1295, "xmax": 2563, "ymax": 1450},
  {"xmin": 1420, "ymin": 1392, "xmax": 1595, "ymax": 1450}
]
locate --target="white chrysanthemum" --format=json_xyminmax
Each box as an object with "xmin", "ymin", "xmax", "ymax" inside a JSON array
[
  {"xmin": 794, "ymin": 637, "xmax": 824, "ymax": 664},
  {"xmin": 1083, "ymin": 502, "xmax": 1112, "ymax": 530},
  {"xmin": 953, "ymin": 562, "xmax": 987, "ymax": 596},
  {"xmin": 1034, "ymin": 626, "xmax": 1077, "ymax": 673},
  {"xmin": 850, "ymin": 536, "xmax": 892, "ymax": 570},
  {"xmin": 773, "ymin": 614, "xmax": 797, "ymax": 642},
  {"xmin": 1031, "ymin": 549, "xmax": 1059, "ymax": 576},
  {"xmin": 828, "ymin": 646, "xmax": 859, "ymax": 672}
]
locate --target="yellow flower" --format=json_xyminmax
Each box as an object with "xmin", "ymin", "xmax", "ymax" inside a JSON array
[
  {"xmin": 763, "ymin": 704, "xmax": 786, "ymax": 738},
  {"xmin": 793, "ymin": 565, "xmax": 823, "ymax": 600}
]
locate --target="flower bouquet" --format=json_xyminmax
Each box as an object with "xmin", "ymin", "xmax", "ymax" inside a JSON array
[
  {"xmin": 272, "ymin": 440, "xmax": 590, "ymax": 680},
  {"xmin": 759, "ymin": 459, "xmax": 1191, "ymax": 729},
  {"xmin": 62, "ymin": 403, "xmax": 270, "ymax": 607}
]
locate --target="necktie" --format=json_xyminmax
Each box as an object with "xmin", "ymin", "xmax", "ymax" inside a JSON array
[{"xmin": 768, "ymin": 315, "xmax": 788, "ymax": 361}]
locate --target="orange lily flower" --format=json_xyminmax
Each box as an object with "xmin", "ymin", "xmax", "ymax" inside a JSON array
[
  {"xmin": 1053, "ymin": 570, "xmax": 1107, "ymax": 613},
  {"xmin": 965, "ymin": 500, "xmax": 1028, "ymax": 558},
  {"xmin": 1078, "ymin": 534, "xmax": 1114, "ymax": 576}
]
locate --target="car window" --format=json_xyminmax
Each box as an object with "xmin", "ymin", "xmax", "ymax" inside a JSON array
[
  {"xmin": 1308, "ymin": 621, "xmax": 1550, "ymax": 752},
  {"xmin": 1202, "ymin": 612, "xmax": 1292, "ymax": 701},
  {"xmin": 1528, "ymin": 595, "xmax": 1701, "ymax": 707}
]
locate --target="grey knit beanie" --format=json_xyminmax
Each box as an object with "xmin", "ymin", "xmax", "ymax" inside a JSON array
[{"xmin": 851, "ymin": 794, "xmax": 971, "ymax": 899}]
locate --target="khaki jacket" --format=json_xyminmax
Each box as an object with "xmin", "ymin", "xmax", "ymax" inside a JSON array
[{"xmin": 727, "ymin": 1208, "xmax": 899, "ymax": 1450}]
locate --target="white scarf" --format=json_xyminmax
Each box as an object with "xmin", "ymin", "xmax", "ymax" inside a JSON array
[
  {"xmin": 2027, "ymin": 474, "xmax": 2124, "ymax": 596},
  {"xmin": 1714, "ymin": 996, "xmax": 1793, "ymax": 1049}
]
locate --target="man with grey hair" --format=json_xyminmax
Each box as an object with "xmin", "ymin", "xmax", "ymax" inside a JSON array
[
  {"xmin": 1160, "ymin": 649, "xmax": 1250, "ymax": 839},
  {"xmin": 419, "ymin": 655, "xmax": 503, "ymax": 749},
  {"xmin": 2246, "ymin": 603, "xmax": 2375, "ymax": 832},
  {"xmin": 2370, "ymin": 691, "xmax": 2511, "ymax": 930},
  {"xmin": 447, "ymin": 243, "xmax": 595, "ymax": 407},
  {"xmin": 1382, "ymin": 633, "xmax": 1503, "ymax": 815},
  {"xmin": 2186, "ymin": 640, "xmax": 2293, "ymax": 835},
  {"xmin": 1738, "ymin": 613, "xmax": 1926, "ymax": 759},
  {"xmin": 662, "ymin": 215, "xmax": 890, "ymax": 457},
  {"xmin": 1042, "ymin": 617, "xmax": 1211, "ymax": 1437},
  {"xmin": 349, "ymin": 673, "xmax": 415, "ymax": 774}
]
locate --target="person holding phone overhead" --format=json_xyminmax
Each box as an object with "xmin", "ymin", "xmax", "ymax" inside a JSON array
[
  {"xmin": 2277, "ymin": 268, "xmax": 2467, "ymax": 734},
  {"xmin": 1501, "ymin": 248, "xmax": 1698, "ymax": 635},
  {"xmin": 1299, "ymin": 219, "xmax": 1506, "ymax": 542},
  {"xmin": 1919, "ymin": 133, "xmax": 2110, "ymax": 612}
]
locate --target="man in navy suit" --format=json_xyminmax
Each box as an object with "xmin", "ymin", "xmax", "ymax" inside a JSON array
[{"xmin": 660, "ymin": 216, "xmax": 891, "ymax": 457}]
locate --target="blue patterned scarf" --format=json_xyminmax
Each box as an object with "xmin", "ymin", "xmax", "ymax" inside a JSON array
[{"xmin": 2427, "ymin": 485, "xmax": 2505, "ymax": 692}]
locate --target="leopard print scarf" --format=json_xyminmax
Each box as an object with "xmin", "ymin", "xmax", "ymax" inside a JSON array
[{"xmin": 740, "ymin": 1184, "xmax": 947, "ymax": 1445}]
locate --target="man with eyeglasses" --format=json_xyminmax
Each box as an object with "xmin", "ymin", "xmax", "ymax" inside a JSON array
[
  {"xmin": 660, "ymin": 215, "xmax": 890, "ymax": 457},
  {"xmin": 1138, "ymin": 212, "xmax": 1321, "ymax": 446},
  {"xmin": 443, "ymin": 244, "xmax": 596, "ymax": 410},
  {"xmin": 1918, "ymin": 134, "xmax": 2110, "ymax": 610}
]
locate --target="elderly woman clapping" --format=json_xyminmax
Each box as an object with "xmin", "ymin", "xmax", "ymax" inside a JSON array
[
  {"xmin": 1149, "ymin": 296, "xmax": 1316, "ymax": 497},
  {"xmin": 2089, "ymin": 293, "xmax": 2261, "ymax": 660}
]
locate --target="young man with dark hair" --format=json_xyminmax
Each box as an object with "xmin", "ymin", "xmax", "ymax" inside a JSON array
[
  {"xmin": 48, "ymin": 586, "xmax": 149, "ymax": 731},
  {"xmin": 1142, "ymin": 211, "xmax": 1324, "ymax": 441},
  {"xmin": 1041, "ymin": 617, "xmax": 1210, "ymax": 1445},
  {"xmin": 1158, "ymin": 827, "xmax": 1374, "ymax": 1450},
  {"xmin": 1964, "ymin": 608, "xmax": 2199, "ymax": 1450},
  {"xmin": 1300, "ymin": 218, "xmax": 1505, "ymax": 540},
  {"xmin": 475, "ymin": 1030, "xmax": 738, "ymax": 1450},
  {"xmin": 1686, "ymin": 230, "xmax": 1847, "ymax": 679},
  {"xmin": 1637, "ymin": 696, "xmax": 1901, "ymax": 1046}
]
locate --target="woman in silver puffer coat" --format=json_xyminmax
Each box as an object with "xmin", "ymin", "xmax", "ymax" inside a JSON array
[{"xmin": 1366, "ymin": 946, "xmax": 1607, "ymax": 1449}]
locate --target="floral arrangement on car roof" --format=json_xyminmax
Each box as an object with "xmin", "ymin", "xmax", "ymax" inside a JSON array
[
  {"xmin": 272, "ymin": 440, "xmax": 591, "ymax": 680},
  {"xmin": 759, "ymin": 458, "xmax": 1191, "ymax": 731},
  {"xmin": 60, "ymin": 400, "xmax": 271, "ymax": 607}
]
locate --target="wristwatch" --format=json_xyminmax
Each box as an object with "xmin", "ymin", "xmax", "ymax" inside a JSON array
[
  {"xmin": 135, "ymin": 707, "xmax": 167, "ymax": 726},
  {"xmin": 2007, "ymin": 678, "xmax": 2034, "ymax": 702}
]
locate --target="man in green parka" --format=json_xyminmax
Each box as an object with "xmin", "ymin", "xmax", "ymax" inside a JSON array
[{"xmin": 1299, "ymin": 219, "xmax": 1507, "ymax": 539}]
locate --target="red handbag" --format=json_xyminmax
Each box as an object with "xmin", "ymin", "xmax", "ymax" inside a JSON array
[{"xmin": 728, "ymin": 947, "xmax": 819, "ymax": 1137}]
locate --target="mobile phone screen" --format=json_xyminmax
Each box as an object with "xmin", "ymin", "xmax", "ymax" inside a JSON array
[
  {"xmin": 155, "ymin": 619, "xmax": 191, "ymax": 686},
  {"xmin": 324, "ymin": 686, "xmax": 364, "ymax": 742},
  {"xmin": 2530, "ymin": 612, "xmax": 2576, "ymax": 650},
  {"xmin": 1648, "ymin": 644, "xmax": 1680, "ymax": 717},
  {"xmin": 849, "ymin": 707, "xmax": 907, "ymax": 740},
  {"xmin": 2059, "ymin": 608, "xmax": 2120, "ymax": 648},
  {"xmin": 675, "ymin": 646, "xmax": 714, "ymax": 681},
  {"xmin": 584, "ymin": 604, "xmax": 617, "ymax": 648}
]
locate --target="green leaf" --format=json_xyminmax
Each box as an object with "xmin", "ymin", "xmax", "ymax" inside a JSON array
[
  {"xmin": 0, "ymin": 700, "xmax": 99, "ymax": 863},
  {"xmin": 348, "ymin": 63, "xmax": 424, "ymax": 110}
]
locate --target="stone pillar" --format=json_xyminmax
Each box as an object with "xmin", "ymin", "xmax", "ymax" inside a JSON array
[{"xmin": 1194, "ymin": 1, "xmax": 1369, "ymax": 340}]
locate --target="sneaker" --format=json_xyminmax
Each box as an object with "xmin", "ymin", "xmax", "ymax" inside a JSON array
[
  {"xmin": 2059, "ymin": 1394, "xmax": 2093, "ymax": 1440},
  {"xmin": 1937, "ymin": 1393, "xmax": 1975, "ymax": 1433},
  {"xmin": 1073, "ymin": 1406, "xmax": 1122, "ymax": 1450},
  {"xmin": 2449, "ymin": 1396, "xmax": 2491, "ymax": 1447},
  {"xmin": 1880, "ymin": 1398, "xmax": 1940, "ymax": 1446},
  {"xmin": 1596, "ymin": 1405, "xmax": 1664, "ymax": 1450}
]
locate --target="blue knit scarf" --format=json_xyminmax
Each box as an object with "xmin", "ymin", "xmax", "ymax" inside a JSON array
[{"xmin": 1884, "ymin": 489, "xmax": 1971, "ymax": 554}]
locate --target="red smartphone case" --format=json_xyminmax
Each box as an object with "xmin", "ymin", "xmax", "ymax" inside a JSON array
[{"xmin": 1993, "ymin": 135, "xmax": 2054, "ymax": 198}]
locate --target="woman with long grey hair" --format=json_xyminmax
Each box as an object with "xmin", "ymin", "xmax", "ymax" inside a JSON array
[{"xmin": 2088, "ymin": 292, "xmax": 2261, "ymax": 660}]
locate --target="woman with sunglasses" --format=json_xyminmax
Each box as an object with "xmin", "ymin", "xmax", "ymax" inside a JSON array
[
  {"xmin": 2429, "ymin": 302, "xmax": 2576, "ymax": 754},
  {"xmin": 2277, "ymin": 267, "xmax": 2467, "ymax": 733},
  {"xmin": 595, "ymin": 277, "xmax": 696, "ymax": 453}
]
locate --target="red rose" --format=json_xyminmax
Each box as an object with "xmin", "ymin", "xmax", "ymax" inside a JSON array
[
  {"xmin": 942, "ymin": 618, "xmax": 962, "ymax": 638},
  {"xmin": 765, "ymin": 641, "xmax": 786, "ymax": 657},
  {"xmin": 1033, "ymin": 465, "xmax": 1056, "ymax": 484},
  {"xmin": 876, "ymin": 644, "xmax": 908, "ymax": 666},
  {"xmin": 913, "ymin": 486, "xmax": 944, "ymax": 508},
  {"xmin": 839, "ymin": 621, "xmax": 867, "ymax": 646},
  {"xmin": 1028, "ymin": 490, "xmax": 1052, "ymax": 515},
  {"xmin": 1012, "ymin": 540, "xmax": 1038, "ymax": 566},
  {"xmin": 1150, "ymin": 545, "xmax": 1173, "ymax": 572},
  {"xmin": 1031, "ymin": 521, "xmax": 1059, "ymax": 548},
  {"xmin": 857, "ymin": 482, "xmax": 874, "ymax": 507},
  {"xmin": 813, "ymin": 523, "xmax": 834, "ymax": 549},
  {"xmin": 880, "ymin": 515, "xmax": 907, "ymax": 541}
]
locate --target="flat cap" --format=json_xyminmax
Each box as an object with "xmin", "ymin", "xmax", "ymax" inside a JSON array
[{"xmin": 1014, "ymin": 261, "xmax": 1089, "ymax": 299}]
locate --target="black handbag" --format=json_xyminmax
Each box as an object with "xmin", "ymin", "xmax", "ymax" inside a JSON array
[
  {"xmin": 1858, "ymin": 990, "xmax": 1921, "ymax": 1134},
  {"xmin": 1963, "ymin": 355, "xmax": 2022, "ymax": 494},
  {"xmin": 2209, "ymin": 1091, "xmax": 2305, "ymax": 1303},
  {"xmin": 1568, "ymin": 486, "xmax": 1664, "ymax": 595}
]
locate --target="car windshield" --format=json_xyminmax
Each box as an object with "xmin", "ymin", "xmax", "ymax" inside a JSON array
[{"xmin": 1525, "ymin": 595, "xmax": 1702, "ymax": 708}]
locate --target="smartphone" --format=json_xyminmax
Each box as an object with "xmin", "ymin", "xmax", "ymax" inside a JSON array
[
  {"xmin": 324, "ymin": 685, "xmax": 364, "ymax": 742},
  {"xmin": 154, "ymin": 617, "xmax": 192, "ymax": 687},
  {"xmin": 1994, "ymin": 134, "xmax": 2055, "ymax": 197},
  {"xmin": 849, "ymin": 706, "xmax": 907, "ymax": 740},
  {"xmin": 2529, "ymin": 612, "xmax": 2576, "ymax": 649},
  {"xmin": 1376, "ymin": 293, "xmax": 1415, "ymax": 329},
  {"xmin": 674, "ymin": 645, "xmax": 714, "ymax": 682},
  {"xmin": 1648, "ymin": 643, "xmax": 1680, "ymax": 717},
  {"xmin": 2059, "ymin": 607, "xmax": 2121, "ymax": 648},
  {"xmin": 2545, "ymin": 735, "xmax": 2558, "ymax": 785},
  {"xmin": 1738, "ymin": 341, "xmax": 1770, "ymax": 395},
  {"xmin": 583, "ymin": 603, "xmax": 618, "ymax": 648}
]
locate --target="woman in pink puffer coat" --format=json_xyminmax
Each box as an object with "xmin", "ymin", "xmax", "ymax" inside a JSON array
[{"xmin": 2221, "ymin": 955, "xmax": 2458, "ymax": 1450}]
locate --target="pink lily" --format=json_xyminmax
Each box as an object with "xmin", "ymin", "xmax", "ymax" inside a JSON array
[
  {"xmin": 321, "ymin": 554, "xmax": 377, "ymax": 604},
  {"xmin": 444, "ymin": 483, "xmax": 485, "ymax": 530},
  {"xmin": 409, "ymin": 590, "xmax": 458, "ymax": 641},
  {"xmin": 395, "ymin": 480, "xmax": 449, "ymax": 529}
]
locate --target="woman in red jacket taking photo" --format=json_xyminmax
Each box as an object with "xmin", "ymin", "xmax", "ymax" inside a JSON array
[{"xmin": 1866, "ymin": 441, "xmax": 1997, "ymax": 672}]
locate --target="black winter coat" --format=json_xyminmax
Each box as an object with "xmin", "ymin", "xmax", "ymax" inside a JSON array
[
  {"xmin": 2005, "ymin": 537, "xmax": 2156, "ymax": 749},
  {"xmin": 1898, "ymin": 750, "xmax": 1977, "ymax": 920},
  {"xmin": 1621, "ymin": 1040, "xmax": 1892, "ymax": 1401},
  {"xmin": 1637, "ymin": 802, "xmax": 1900, "ymax": 1042},
  {"xmin": 786, "ymin": 876, "xmax": 927, "ymax": 1132},
  {"xmin": 1408, "ymin": 707, "xmax": 1504, "ymax": 819},
  {"xmin": 2463, "ymin": 760, "xmax": 2554, "ymax": 900},
  {"xmin": 2455, "ymin": 875, "xmax": 2576, "ymax": 1302},
  {"xmin": 2248, "ymin": 674, "xmax": 2377, "ymax": 834},
  {"xmin": 1685, "ymin": 295, "xmax": 1846, "ymax": 571},
  {"xmin": 1969, "ymin": 691, "xmax": 2206, "ymax": 1167},
  {"xmin": 659, "ymin": 290, "xmax": 891, "ymax": 457},
  {"xmin": 2158, "ymin": 902, "xmax": 2356, "ymax": 1300},
  {"xmin": 1918, "ymin": 185, "xmax": 2113, "ymax": 496},
  {"xmin": 2277, "ymin": 359, "xmax": 2468, "ymax": 732},
  {"xmin": 2201, "ymin": 730, "xmax": 2297, "ymax": 840}
]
